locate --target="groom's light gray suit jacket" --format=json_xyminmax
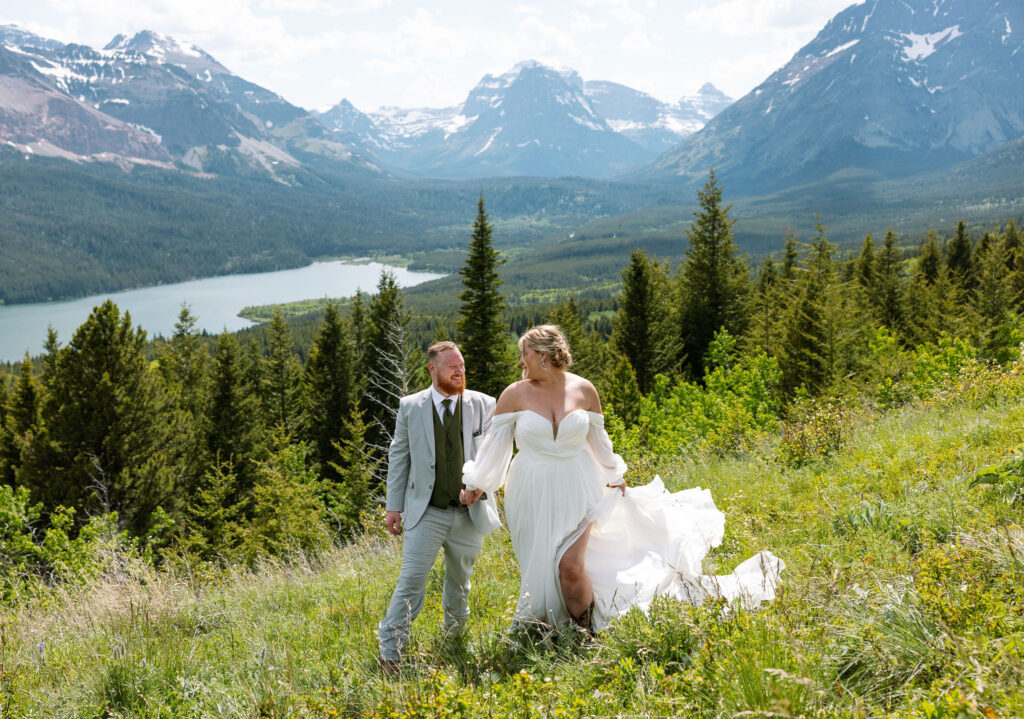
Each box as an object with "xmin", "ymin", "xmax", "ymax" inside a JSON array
[{"xmin": 385, "ymin": 388, "xmax": 501, "ymax": 535}]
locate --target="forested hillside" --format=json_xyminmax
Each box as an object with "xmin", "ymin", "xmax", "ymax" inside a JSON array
[{"xmin": 1, "ymin": 177, "xmax": 1023, "ymax": 716}]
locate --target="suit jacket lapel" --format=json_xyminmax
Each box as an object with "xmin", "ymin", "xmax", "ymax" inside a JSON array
[
  {"xmin": 461, "ymin": 393, "xmax": 474, "ymax": 457},
  {"xmin": 419, "ymin": 390, "xmax": 435, "ymax": 462}
]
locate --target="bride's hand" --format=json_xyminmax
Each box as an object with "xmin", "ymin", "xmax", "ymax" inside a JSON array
[
  {"xmin": 611, "ymin": 483, "xmax": 626, "ymax": 496},
  {"xmin": 460, "ymin": 488, "xmax": 484, "ymax": 506}
]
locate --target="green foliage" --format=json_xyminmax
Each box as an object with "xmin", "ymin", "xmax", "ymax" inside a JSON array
[
  {"xmin": 0, "ymin": 484, "xmax": 129, "ymax": 603},
  {"xmin": 675, "ymin": 170, "xmax": 752, "ymax": 379},
  {"xmin": 302, "ymin": 302, "xmax": 356, "ymax": 485},
  {"xmin": 970, "ymin": 450, "xmax": 1024, "ymax": 506},
  {"xmin": 21, "ymin": 300, "xmax": 172, "ymax": 534},
  {"xmin": 612, "ymin": 249, "xmax": 666, "ymax": 393},
  {"xmin": 242, "ymin": 435, "xmax": 331, "ymax": 562},
  {"xmin": 456, "ymin": 194, "xmax": 515, "ymax": 399}
]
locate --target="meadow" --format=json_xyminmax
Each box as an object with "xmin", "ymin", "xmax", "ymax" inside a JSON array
[{"xmin": 1, "ymin": 350, "xmax": 1022, "ymax": 718}]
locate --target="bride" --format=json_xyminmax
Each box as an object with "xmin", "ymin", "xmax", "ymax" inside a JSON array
[{"xmin": 461, "ymin": 325, "xmax": 783, "ymax": 631}]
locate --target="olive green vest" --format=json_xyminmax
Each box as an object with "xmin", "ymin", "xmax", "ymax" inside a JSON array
[{"xmin": 430, "ymin": 396, "xmax": 464, "ymax": 508}]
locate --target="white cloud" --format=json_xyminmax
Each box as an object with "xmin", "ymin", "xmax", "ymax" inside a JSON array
[
  {"xmin": 513, "ymin": 4, "xmax": 545, "ymax": 15},
  {"xmin": 620, "ymin": 29, "xmax": 656, "ymax": 52},
  {"xmin": 259, "ymin": 0, "xmax": 391, "ymax": 12}
]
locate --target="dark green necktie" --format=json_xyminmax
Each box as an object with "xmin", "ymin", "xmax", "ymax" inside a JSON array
[{"xmin": 442, "ymin": 398, "xmax": 453, "ymax": 428}]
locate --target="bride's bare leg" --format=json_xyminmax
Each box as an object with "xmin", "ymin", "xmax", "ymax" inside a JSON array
[{"xmin": 559, "ymin": 524, "xmax": 594, "ymax": 619}]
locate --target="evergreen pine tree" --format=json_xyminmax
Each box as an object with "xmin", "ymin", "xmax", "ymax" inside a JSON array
[
  {"xmin": 1002, "ymin": 218, "xmax": 1021, "ymax": 272},
  {"xmin": 179, "ymin": 460, "xmax": 247, "ymax": 563},
  {"xmin": 24, "ymin": 301, "xmax": 171, "ymax": 533},
  {"xmin": 854, "ymin": 234, "xmax": 876, "ymax": 291},
  {"xmin": 875, "ymin": 229, "xmax": 905, "ymax": 333},
  {"xmin": 205, "ymin": 332, "xmax": 259, "ymax": 498},
  {"xmin": 262, "ymin": 310, "xmax": 302, "ymax": 433},
  {"xmin": 918, "ymin": 231, "xmax": 943, "ymax": 284},
  {"xmin": 612, "ymin": 249, "xmax": 662, "ymax": 393},
  {"xmin": 0, "ymin": 356, "xmax": 42, "ymax": 487},
  {"xmin": 364, "ymin": 271, "xmax": 413, "ymax": 462},
  {"xmin": 781, "ymin": 230, "xmax": 799, "ymax": 282},
  {"xmin": 608, "ymin": 356, "xmax": 642, "ymax": 428},
  {"xmin": 156, "ymin": 306, "xmax": 210, "ymax": 499},
  {"xmin": 327, "ymin": 404, "xmax": 379, "ymax": 536},
  {"xmin": 974, "ymin": 241, "xmax": 1014, "ymax": 356},
  {"xmin": 456, "ymin": 193, "xmax": 512, "ymax": 399},
  {"xmin": 676, "ymin": 170, "xmax": 751, "ymax": 379},
  {"xmin": 303, "ymin": 301, "xmax": 355, "ymax": 484},
  {"xmin": 748, "ymin": 256, "xmax": 787, "ymax": 359},
  {"xmin": 946, "ymin": 220, "xmax": 975, "ymax": 289}
]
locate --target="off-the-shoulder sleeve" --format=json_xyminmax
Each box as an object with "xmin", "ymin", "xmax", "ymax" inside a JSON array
[
  {"xmin": 462, "ymin": 413, "xmax": 517, "ymax": 493},
  {"xmin": 586, "ymin": 412, "xmax": 627, "ymax": 486}
]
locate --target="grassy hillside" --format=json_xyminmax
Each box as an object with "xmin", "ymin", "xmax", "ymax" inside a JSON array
[{"xmin": 2, "ymin": 358, "xmax": 1022, "ymax": 717}]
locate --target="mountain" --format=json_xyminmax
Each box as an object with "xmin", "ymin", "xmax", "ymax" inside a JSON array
[
  {"xmin": 317, "ymin": 62, "xmax": 732, "ymax": 179},
  {"xmin": 583, "ymin": 81, "xmax": 732, "ymax": 153},
  {"xmin": 0, "ymin": 26, "xmax": 377, "ymax": 180},
  {"xmin": 640, "ymin": 0, "xmax": 1024, "ymax": 194}
]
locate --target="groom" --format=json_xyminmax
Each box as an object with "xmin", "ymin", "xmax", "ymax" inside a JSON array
[{"xmin": 377, "ymin": 341, "xmax": 499, "ymax": 674}]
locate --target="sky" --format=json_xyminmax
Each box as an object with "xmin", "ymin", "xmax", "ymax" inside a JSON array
[{"xmin": 2, "ymin": 0, "xmax": 861, "ymax": 112}]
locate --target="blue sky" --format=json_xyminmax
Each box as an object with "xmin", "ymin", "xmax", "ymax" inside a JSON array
[{"xmin": 3, "ymin": 0, "xmax": 860, "ymax": 112}]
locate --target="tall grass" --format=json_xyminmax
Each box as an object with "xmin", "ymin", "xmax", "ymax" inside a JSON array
[{"xmin": 2, "ymin": 368, "xmax": 1023, "ymax": 717}]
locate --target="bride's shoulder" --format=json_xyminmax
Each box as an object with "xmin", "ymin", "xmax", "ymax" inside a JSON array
[
  {"xmin": 566, "ymin": 374, "xmax": 602, "ymax": 412},
  {"xmin": 495, "ymin": 381, "xmax": 528, "ymax": 414}
]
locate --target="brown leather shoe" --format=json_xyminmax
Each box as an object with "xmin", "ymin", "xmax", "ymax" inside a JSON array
[{"xmin": 379, "ymin": 658, "xmax": 401, "ymax": 677}]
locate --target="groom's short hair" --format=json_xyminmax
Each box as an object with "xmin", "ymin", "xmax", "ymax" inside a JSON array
[{"xmin": 427, "ymin": 341, "xmax": 460, "ymax": 363}]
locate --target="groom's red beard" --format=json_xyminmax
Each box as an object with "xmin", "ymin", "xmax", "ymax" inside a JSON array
[{"xmin": 436, "ymin": 375, "xmax": 465, "ymax": 396}]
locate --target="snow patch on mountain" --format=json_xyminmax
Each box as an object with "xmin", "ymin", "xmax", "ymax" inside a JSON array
[{"xmin": 902, "ymin": 25, "xmax": 963, "ymax": 61}]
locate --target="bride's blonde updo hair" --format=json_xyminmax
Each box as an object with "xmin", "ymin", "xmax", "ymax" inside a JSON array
[{"xmin": 519, "ymin": 324, "xmax": 573, "ymax": 377}]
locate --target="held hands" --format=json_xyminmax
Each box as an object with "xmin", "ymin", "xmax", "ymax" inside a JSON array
[
  {"xmin": 385, "ymin": 510, "xmax": 403, "ymax": 535},
  {"xmin": 610, "ymin": 483, "xmax": 626, "ymax": 496},
  {"xmin": 460, "ymin": 488, "xmax": 484, "ymax": 507}
]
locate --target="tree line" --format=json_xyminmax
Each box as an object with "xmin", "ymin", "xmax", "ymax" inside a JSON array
[{"xmin": 2, "ymin": 171, "xmax": 1022, "ymax": 578}]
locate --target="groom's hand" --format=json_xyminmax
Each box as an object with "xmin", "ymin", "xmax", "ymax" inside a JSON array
[
  {"xmin": 460, "ymin": 488, "xmax": 484, "ymax": 506},
  {"xmin": 385, "ymin": 511, "xmax": 403, "ymax": 535}
]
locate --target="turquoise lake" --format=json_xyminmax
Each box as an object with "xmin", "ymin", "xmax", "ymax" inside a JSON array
[{"xmin": 0, "ymin": 261, "xmax": 443, "ymax": 363}]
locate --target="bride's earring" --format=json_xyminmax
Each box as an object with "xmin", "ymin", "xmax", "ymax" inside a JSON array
[{"xmin": 540, "ymin": 357, "xmax": 547, "ymax": 370}]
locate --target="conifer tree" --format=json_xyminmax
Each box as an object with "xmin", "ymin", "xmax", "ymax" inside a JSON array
[
  {"xmin": 676, "ymin": 170, "xmax": 751, "ymax": 379},
  {"xmin": 157, "ymin": 307, "xmax": 210, "ymax": 498},
  {"xmin": 748, "ymin": 256, "xmax": 787, "ymax": 359},
  {"xmin": 364, "ymin": 271, "xmax": 413, "ymax": 461},
  {"xmin": 608, "ymin": 355, "xmax": 642, "ymax": 428},
  {"xmin": 262, "ymin": 310, "xmax": 302, "ymax": 433},
  {"xmin": 612, "ymin": 249, "xmax": 662, "ymax": 393},
  {"xmin": 875, "ymin": 229, "xmax": 905, "ymax": 333},
  {"xmin": 179, "ymin": 460, "xmax": 247, "ymax": 563},
  {"xmin": 947, "ymin": 220, "xmax": 975, "ymax": 289},
  {"xmin": 904, "ymin": 266, "xmax": 964, "ymax": 346},
  {"xmin": 780, "ymin": 221, "xmax": 860, "ymax": 395},
  {"xmin": 854, "ymin": 234, "xmax": 876, "ymax": 291},
  {"xmin": 327, "ymin": 404, "xmax": 378, "ymax": 535},
  {"xmin": 974, "ymin": 241, "xmax": 1014, "ymax": 356},
  {"xmin": 1002, "ymin": 219, "xmax": 1021, "ymax": 272},
  {"xmin": 918, "ymin": 231, "xmax": 943, "ymax": 284},
  {"xmin": 205, "ymin": 332, "xmax": 259, "ymax": 497},
  {"xmin": 25, "ymin": 301, "xmax": 171, "ymax": 533},
  {"xmin": 781, "ymin": 230, "xmax": 799, "ymax": 282},
  {"xmin": 0, "ymin": 356, "xmax": 42, "ymax": 487},
  {"xmin": 303, "ymin": 302, "xmax": 355, "ymax": 483},
  {"xmin": 456, "ymin": 193, "xmax": 512, "ymax": 399}
]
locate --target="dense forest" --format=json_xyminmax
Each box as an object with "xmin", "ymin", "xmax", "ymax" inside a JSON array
[
  {"xmin": 2, "ymin": 173, "xmax": 1024, "ymax": 715},
  {"xmin": 0, "ymin": 147, "xmax": 661, "ymax": 304}
]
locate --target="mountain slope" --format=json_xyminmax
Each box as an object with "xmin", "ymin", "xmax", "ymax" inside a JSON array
[
  {"xmin": 641, "ymin": 0, "xmax": 1024, "ymax": 194},
  {"xmin": 317, "ymin": 62, "xmax": 732, "ymax": 179},
  {"xmin": 0, "ymin": 26, "xmax": 377, "ymax": 180}
]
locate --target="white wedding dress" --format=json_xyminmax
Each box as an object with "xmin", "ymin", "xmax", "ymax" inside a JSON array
[{"xmin": 463, "ymin": 409, "xmax": 783, "ymax": 629}]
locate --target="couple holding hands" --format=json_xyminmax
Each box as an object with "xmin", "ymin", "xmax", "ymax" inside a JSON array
[{"xmin": 377, "ymin": 325, "xmax": 782, "ymax": 674}]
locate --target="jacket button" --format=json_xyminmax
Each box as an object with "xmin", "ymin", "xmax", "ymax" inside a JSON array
[{"xmin": 410, "ymin": 483, "xmax": 415, "ymax": 489}]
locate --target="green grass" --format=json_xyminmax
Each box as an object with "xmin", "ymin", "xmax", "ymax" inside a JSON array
[{"xmin": 2, "ymin": 380, "xmax": 1023, "ymax": 717}]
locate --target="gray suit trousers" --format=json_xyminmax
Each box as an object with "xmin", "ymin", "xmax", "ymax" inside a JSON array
[{"xmin": 377, "ymin": 505, "xmax": 484, "ymax": 661}]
